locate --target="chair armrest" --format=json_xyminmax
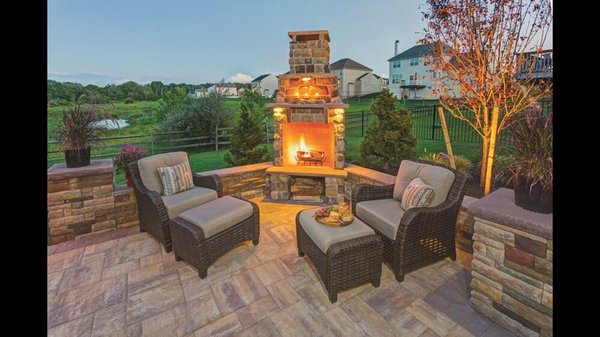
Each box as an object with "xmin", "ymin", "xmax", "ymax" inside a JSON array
[
  {"xmin": 193, "ymin": 173, "xmax": 223, "ymax": 197},
  {"xmin": 396, "ymin": 194, "xmax": 464, "ymax": 242},
  {"xmin": 351, "ymin": 184, "xmax": 394, "ymax": 214}
]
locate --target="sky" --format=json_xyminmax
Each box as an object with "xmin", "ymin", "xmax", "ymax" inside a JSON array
[{"xmin": 48, "ymin": 0, "xmax": 552, "ymax": 86}]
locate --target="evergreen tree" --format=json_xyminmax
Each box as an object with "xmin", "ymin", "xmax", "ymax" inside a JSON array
[
  {"xmin": 360, "ymin": 89, "xmax": 416, "ymax": 171},
  {"xmin": 224, "ymin": 91, "xmax": 270, "ymax": 166}
]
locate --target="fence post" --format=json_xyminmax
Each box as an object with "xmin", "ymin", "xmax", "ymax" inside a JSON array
[
  {"xmin": 265, "ymin": 122, "xmax": 269, "ymax": 144},
  {"xmin": 151, "ymin": 134, "xmax": 155, "ymax": 155},
  {"xmin": 215, "ymin": 125, "xmax": 219, "ymax": 151},
  {"xmin": 361, "ymin": 110, "xmax": 365, "ymax": 137},
  {"xmin": 431, "ymin": 105, "xmax": 437, "ymax": 140}
]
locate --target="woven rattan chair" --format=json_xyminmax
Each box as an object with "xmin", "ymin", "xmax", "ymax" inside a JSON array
[
  {"xmin": 128, "ymin": 152, "xmax": 222, "ymax": 252},
  {"xmin": 351, "ymin": 159, "xmax": 468, "ymax": 282}
]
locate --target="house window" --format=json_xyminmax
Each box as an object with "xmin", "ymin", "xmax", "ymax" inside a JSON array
[
  {"xmin": 391, "ymin": 74, "xmax": 402, "ymax": 84},
  {"xmin": 409, "ymin": 75, "xmax": 414, "ymax": 81},
  {"xmin": 433, "ymin": 71, "xmax": 436, "ymax": 78},
  {"xmin": 392, "ymin": 60, "xmax": 401, "ymax": 68},
  {"xmin": 410, "ymin": 58, "xmax": 419, "ymax": 66}
]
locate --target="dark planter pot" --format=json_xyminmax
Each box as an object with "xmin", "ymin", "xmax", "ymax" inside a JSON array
[
  {"xmin": 64, "ymin": 148, "xmax": 91, "ymax": 168},
  {"xmin": 513, "ymin": 174, "xmax": 552, "ymax": 214}
]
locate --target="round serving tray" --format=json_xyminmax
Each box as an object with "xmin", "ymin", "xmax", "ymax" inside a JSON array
[{"xmin": 315, "ymin": 214, "xmax": 354, "ymax": 227}]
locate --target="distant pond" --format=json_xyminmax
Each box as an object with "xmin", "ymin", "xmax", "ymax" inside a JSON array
[{"xmin": 94, "ymin": 119, "xmax": 129, "ymax": 129}]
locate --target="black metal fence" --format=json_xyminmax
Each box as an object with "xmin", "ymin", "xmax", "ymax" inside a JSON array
[{"xmin": 344, "ymin": 99, "xmax": 552, "ymax": 144}]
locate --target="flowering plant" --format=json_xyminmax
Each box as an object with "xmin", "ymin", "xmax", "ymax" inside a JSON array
[{"xmin": 113, "ymin": 143, "xmax": 147, "ymax": 178}]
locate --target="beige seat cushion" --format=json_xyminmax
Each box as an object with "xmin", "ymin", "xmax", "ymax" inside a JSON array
[
  {"xmin": 161, "ymin": 187, "xmax": 218, "ymax": 219},
  {"xmin": 298, "ymin": 208, "xmax": 375, "ymax": 253},
  {"xmin": 392, "ymin": 160, "xmax": 455, "ymax": 207},
  {"xmin": 138, "ymin": 152, "xmax": 189, "ymax": 195},
  {"xmin": 178, "ymin": 196, "xmax": 253, "ymax": 238},
  {"xmin": 356, "ymin": 199, "xmax": 405, "ymax": 240}
]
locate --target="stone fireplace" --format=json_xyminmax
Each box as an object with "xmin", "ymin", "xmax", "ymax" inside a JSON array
[{"xmin": 266, "ymin": 30, "xmax": 348, "ymax": 204}]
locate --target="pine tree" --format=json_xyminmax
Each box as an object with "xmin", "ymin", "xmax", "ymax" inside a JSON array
[
  {"xmin": 360, "ymin": 89, "xmax": 416, "ymax": 171},
  {"xmin": 224, "ymin": 91, "xmax": 270, "ymax": 166}
]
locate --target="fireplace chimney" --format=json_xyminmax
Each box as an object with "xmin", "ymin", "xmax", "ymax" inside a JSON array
[
  {"xmin": 288, "ymin": 31, "xmax": 330, "ymax": 74},
  {"xmin": 394, "ymin": 40, "xmax": 399, "ymax": 55}
]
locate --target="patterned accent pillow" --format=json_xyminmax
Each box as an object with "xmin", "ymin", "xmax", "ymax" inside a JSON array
[
  {"xmin": 157, "ymin": 162, "xmax": 195, "ymax": 196},
  {"xmin": 400, "ymin": 177, "xmax": 436, "ymax": 210}
]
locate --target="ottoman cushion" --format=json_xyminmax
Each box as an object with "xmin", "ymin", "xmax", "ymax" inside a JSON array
[
  {"xmin": 162, "ymin": 187, "xmax": 218, "ymax": 219},
  {"xmin": 178, "ymin": 196, "xmax": 253, "ymax": 238},
  {"xmin": 298, "ymin": 208, "xmax": 375, "ymax": 253}
]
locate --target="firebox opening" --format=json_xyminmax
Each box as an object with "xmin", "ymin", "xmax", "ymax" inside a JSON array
[{"xmin": 281, "ymin": 123, "xmax": 334, "ymax": 168}]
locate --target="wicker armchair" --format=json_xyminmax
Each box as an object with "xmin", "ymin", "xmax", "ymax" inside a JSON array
[
  {"xmin": 351, "ymin": 159, "xmax": 468, "ymax": 282},
  {"xmin": 128, "ymin": 152, "xmax": 223, "ymax": 252}
]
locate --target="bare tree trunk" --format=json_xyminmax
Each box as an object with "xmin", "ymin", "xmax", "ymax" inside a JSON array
[
  {"xmin": 480, "ymin": 136, "xmax": 489, "ymax": 187},
  {"xmin": 437, "ymin": 107, "xmax": 456, "ymax": 169},
  {"xmin": 484, "ymin": 107, "xmax": 500, "ymax": 195}
]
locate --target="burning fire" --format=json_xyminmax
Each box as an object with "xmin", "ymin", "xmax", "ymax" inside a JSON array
[{"xmin": 297, "ymin": 135, "xmax": 311, "ymax": 158}]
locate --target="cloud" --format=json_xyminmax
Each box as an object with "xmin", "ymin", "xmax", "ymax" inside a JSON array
[
  {"xmin": 228, "ymin": 72, "xmax": 252, "ymax": 83},
  {"xmin": 113, "ymin": 79, "xmax": 132, "ymax": 85},
  {"xmin": 48, "ymin": 71, "xmax": 110, "ymax": 79},
  {"xmin": 378, "ymin": 72, "xmax": 388, "ymax": 79}
]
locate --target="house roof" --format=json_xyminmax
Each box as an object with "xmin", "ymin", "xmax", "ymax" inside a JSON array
[
  {"xmin": 212, "ymin": 83, "xmax": 237, "ymax": 88},
  {"xmin": 330, "ymin": 58, "xmax": 372, "ymax": 71},
  {"xmin": 356, "ymin": 72, "xmax": 382, "ymax": 81},
  {"xmin": 195, "ymin": 88, "xmax": 207, "ymax": 92},
  {"xmin": 388, "ymin": 44, "xmax": 434, "ymax": 62},
  {"xmin": 251, "ymin": 74, "xmax": 271, "ymax": 82}
]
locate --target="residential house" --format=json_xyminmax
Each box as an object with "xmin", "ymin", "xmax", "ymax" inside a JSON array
[
  {"xmin": 251, "ymin": 74, "xmax": 278, "ymax": 98},
  {"xmin": 330, "ymin": 58, "xmax": 383, "ymax": 98},
  {"xmin": 194, "ymin": 88, "xmax": 208, "ymax": 98},
  {"xmin": 207, "ymin": 83, "xmax": 239, "ymax": 98}
]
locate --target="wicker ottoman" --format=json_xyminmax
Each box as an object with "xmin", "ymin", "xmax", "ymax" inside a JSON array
[
  {"xmin": 296, "ymin": 208, "xmax": 383, "ymax": 303},
  {"xmin": 170, "ymin": 196, "xmax": 260, "ymax": 279}
]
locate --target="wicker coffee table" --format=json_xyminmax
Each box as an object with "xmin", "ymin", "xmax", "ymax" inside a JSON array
[{"xmin": 296, "ymin": 208, "xmax": 383, "ymax": 303}]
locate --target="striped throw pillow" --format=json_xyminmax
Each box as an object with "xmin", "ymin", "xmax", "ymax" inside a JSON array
[
  {"xmin": 400, "ymin": 177, "xmax": 436, "ymax": 210},
  {"xmin": 157, "ymin": 162, "xmax": 194, "ymax": 196}
]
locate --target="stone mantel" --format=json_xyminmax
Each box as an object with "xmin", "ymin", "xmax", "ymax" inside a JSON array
[
  {"xmin": 469, "ymin": 188, "xmax": 552, "ymax": 239},
  {"xmin": 47, "ymin": 159, "xmax": 113, "ymax": 181}
]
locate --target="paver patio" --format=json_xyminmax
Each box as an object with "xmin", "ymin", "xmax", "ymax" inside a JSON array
[{"xmin": 48, "ymin": 198, "xmax": 515, "ymax": 337}]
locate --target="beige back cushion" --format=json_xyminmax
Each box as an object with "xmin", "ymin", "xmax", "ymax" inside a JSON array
[
  {"xmin": 392, "ymin": 160, "xmax": 455, "ymax": 207},
  {"xmin": 137, "ymin": 152, "xmax": 190, "ymax": 195}
]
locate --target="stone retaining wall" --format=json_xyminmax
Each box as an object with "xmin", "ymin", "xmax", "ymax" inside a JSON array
[
  {"xmin": 469, "ymin": 188, "xmax": 552, "ymax": 337},
  {"xmin": 200, "ymin": 163, "xmax": 272, "ymax": 200},
  {"xmin": 47, "ymin": 159, "xmax": 138, "ymax": 245}
]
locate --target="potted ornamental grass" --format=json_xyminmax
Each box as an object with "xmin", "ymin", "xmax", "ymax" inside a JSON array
[
  {"xmin": 56, "ymin": 92, "xmax": 117, "ymax": 168},
  {"xmin": 113, "ymin": 143, "xmax": 147, "ymax": 187},
  {"xmin": 507, "ymin": 104, "xmax": 553, "ymax": 214}
]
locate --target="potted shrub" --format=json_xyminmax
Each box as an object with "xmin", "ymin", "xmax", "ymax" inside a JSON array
[
  {"xmin": 113, "ymin": 143, "xmax": 147, "ymax": 187},
  {"xmin": 56, "ymin": 92, "xmax": 117, "ymax": 168},
  {"xmin": 507, "ymin": 105, "xmax": 552, "ymax": 213}
]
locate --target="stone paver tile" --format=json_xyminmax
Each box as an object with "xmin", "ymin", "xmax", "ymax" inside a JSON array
[
  {"xmin": 91, "ymin": 303, "xmax": 127, "ymax": 337},
  {"xmin": 402, "ymin": 273, "xmax": 433, "ymax": 298},
  {"xmin": 58, "ymin": 257, "xmax": 103, "ymax": 294},
  {"xmin": 232, "ymin": 269, "xmax": 270, "ymax": 305},
  {"xmin": 386, "ymin": 311, "xmax": 428, "ymax": 336},
  {"xmin": 446, "ymin": 324, "xmax": 476, "ymax": 337},
  {"xmin": 406, "ymin": 299, "xmax": 458, "ymax": 336},
  {"xmin": 340, "ymin": 296, "xmax": 377, "ymax": 323},
  {"xmin": 237, "ymin": 318, "xmax": 282, "ymax": 337},
  {"xmin": 181, "ymin": 273, "xmax": 212, "ymax": 301},
  {"xmin": 80, "ymin": 250, "xmax": 106, "ymax": 266},
  {"xmin": 211, "ymin": 276, "xmax": 247, "ymax": 315},
  {"xmin": 279, "ymin": 241, "xmax": 299, "ymax": 256},
  {"xmin": 265, "ymin": 224, "xmax": 296, "ymax": 245},
  {"xmin": 126, "ymin": 322, "xmax": 142, "ymax": 337},
  {"xmin": 48, "ymin": 275, "xmax": 127, "ymax": 328},
  {"xmin": 127, "ymin": 271, "xmax": 179, "ymax": 297},
  {"xmin": 48, "ymin": 247, "xmax": 84, "ymax": 273},
  {"xmin": 128, "ymin": 262, "xmax": 165, "ymax": 284},
  {"xmin": 101, "ymin": 259, "xmax": 140, "ymax": 280},
  {"xmin": 55, "ymin": 236, "xmax": 95, "ymax": 254},
  {"xmin": 285, "ymin": 268, "xmax": 318, "ymax": 291},
  {"xmin": 320, "ymin": 306, "xmax": 368, "ymax": 337},
  {"xmin": 298, "ymin": 282, "xmax": 338, "ymax": 314},
  {"xmin": 226, "ymin": 252, "xmax": 261, "ymax": 275},
  {"xmin": 48, "ymin": 244, "xmax": 58, "ymax": 256},
  {"xmin": 358, "ymin": 312, "xmax": 401, "ymax": 337},
  {"xmin": 254, "ymin": 259, "xmax": 293, "ymax": 286},
  {"xmin": 434, "ymin": 280, "xmax": 470, "ymax": 305},
  {"xmin": 418, "ymin": 328, "xmax": 442, "ymax": 337},
  {"xmin": 141, "ymin": 308, "xmax": 178, "ymax": 337},
  {"xmin": 424, "ymin": 292, "xmax": 451, "ymax": 311},
  {"xmin": 252, "ymin": 242, "xmax": 287, "ymax": 263},
  {"xmin": 83, "ymin": 239, "xmax": 117, "ymax": 258},
  {"xmin": 115, "ymin": 232, "xmax": 149, "ymax": 246},
  {"xmin": 175, "ymin": 294, "xmax": 222, "ymax": 336},
  {"xmin": 461, "ymin": 310, "xmax": 493, "ymax": 336},
  {"xmin": 267, "ymin": 279, "xmax": 301, "ymax": 309},
  {"xmin": 359, "ymin": 281, "xmax": 415, "ymax": 315},
  {"xmin": 442, "ymin": 303, "xmax": 475, "ymax": 326},
  {"xmin": 480, "ymin": 323, "xmax": 517, "ymax": 337},
  {"xmin": 191, "ymin": 312, "xmax": 242, "ymax": 337},
  {"xmin": 278, "ymin": 253, "xmax": 309, "ymax": 274},
  {"xmin": 48, "ymin": 270, "xmax": 64, "ymax": 295},
  {"xmin": 126, "ymin": 278, "xmax": 185, "ymax": 324},
  {"xmin": 178, "ymin": 264, "xmax": 200, "ymax": 281},
  {"xmin": 204, "ymin": 265, "xmax": 233, "ymax": 284},
  {"xmin": 140, "ymin": 253, "xmax": 163, "ymax": 268},
  {"xmin": 270, "ymin": 301, "xmax": 325, "ymax": 337},
  {"xmin": 236, "ymin": 295, "xmax": 280, "ymax": 328},
  {"xmin": 47, "ymin": 313, "xmax": 93, "ymax": 337},
  {"xmin": 90, "ymin": 230, "xmax": 114, "ymax": 245},
  {"xmin": 104, "ymin": 238, "xmax": 161, "ymax": 267}
]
